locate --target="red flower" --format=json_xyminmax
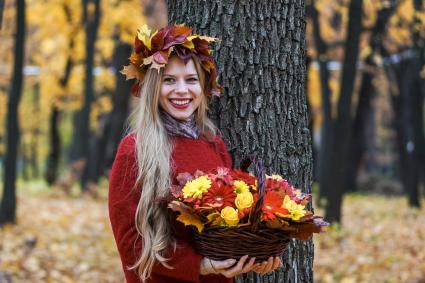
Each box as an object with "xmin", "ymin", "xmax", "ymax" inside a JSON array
[
  {"xmin": 203, "ymin": 183, "xmax": 235, "ymax": 210},
  {"xmin": 262, "ymin": 191, "xmax": 288, "ymax": 221}
]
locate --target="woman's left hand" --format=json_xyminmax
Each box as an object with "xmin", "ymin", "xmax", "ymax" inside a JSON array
[{"xmin": 251, "ymin": 257, "xmax": 282, "ymax": 274}]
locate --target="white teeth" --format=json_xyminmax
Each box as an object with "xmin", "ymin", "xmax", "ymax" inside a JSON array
[{"xmin": 171, "ymin": 99, "xmax": 190, "ymax": 105}]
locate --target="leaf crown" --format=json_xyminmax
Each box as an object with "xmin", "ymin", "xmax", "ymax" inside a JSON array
[{"xmin": 121, "ymin": 24, "xmax": 222, "ymax": 97}]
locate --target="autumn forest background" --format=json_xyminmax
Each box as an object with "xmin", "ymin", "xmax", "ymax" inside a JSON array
[{"xmin": 0, "ymin": 0, "xmax": 424, "ymax": 282}]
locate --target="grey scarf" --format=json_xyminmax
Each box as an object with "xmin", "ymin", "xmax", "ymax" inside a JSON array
[{"xmin": 160, "ymin": 110, "xmax": 200, "ymax": 139}]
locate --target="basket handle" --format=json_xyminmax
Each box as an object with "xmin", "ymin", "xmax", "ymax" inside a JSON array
[{"xmin": 241, "ymin": 156, "xmax": 265, "ymax": 233}]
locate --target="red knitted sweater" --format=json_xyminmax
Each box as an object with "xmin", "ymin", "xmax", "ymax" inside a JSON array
[{"xmin": 108, "ymin": 133, "xmax": 234, "ymax": 283}]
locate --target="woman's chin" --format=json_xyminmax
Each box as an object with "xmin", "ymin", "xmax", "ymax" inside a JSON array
[{"xmin": 167, "ymin": 110, "xmax": 193, "ymax": 121}]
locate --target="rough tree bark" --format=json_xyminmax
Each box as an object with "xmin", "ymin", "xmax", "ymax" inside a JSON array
[
  {"xmin": 0, "ymin": 0, "xmax": 25, "ymax": 226},
  {"xmin": 168, "ymin": 1, "xmax": 314, "ymax": 282}
]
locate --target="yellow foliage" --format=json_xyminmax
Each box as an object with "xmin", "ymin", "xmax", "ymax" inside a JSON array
[
  {"xmin": 397, "ymin": 0, "xmax": 414, "ymax": 22},
  {"xmin": 95, "ymin": 67, "xmax": 116, "ymax": 92}
]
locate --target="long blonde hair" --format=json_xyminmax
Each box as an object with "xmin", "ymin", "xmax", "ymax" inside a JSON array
[{"xmin": 129, "ymin": 55, "xmax": 217, "ymax": 281}]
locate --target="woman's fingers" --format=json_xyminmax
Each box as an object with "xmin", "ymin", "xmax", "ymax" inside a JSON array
[
  {"xmin": 217, "ymin": 256, "xmax": 283, "ymax": 277},
  {"xmin": 221, "ymin": 255, "xmax": 249, "ymax": 278},
  {"xmin": 252, "ymin": 261, "xmax": 268, "ymax": 273},
  {"xmin": 251, "ymin": 257, "xmax": 282, "ymax": 274},
  {"xmin": 262, "ymin": 257, "xmax": 274, "ymax": 273},
  {"xmin": 272, "ymin": 257, "xmax": 282, "ymax": 270},
  {"xmin": 241, "ymin": 257, "xmax": 256, "ymax": 273},
  {"xmin": 267, "ymin": 257, "xmax": 280, "ymax": 272},
  {"xmin": 211, "ymin": 258, "xmax": 237, "ymax": 270}
]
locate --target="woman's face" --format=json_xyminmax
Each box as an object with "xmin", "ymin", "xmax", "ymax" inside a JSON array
[{"xmin": 159, "ymin": 56, "xmax": 203, "ymax": 121}]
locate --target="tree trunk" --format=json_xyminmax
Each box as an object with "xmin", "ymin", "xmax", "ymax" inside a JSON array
[
  {"xmin": 78, "ymin": 0, "xmax": 101, "ymax": 190},
  {"xmin": 0, "ymin": 0, "xmax": 25, "ymax": 226},
  {"xmin": 0, "ymin": 0, "xmax": 4, "ymax": 29},
  {"xmin": 307, "ymin": 0, "xmax": 333, "ymax": 204},
  {"xmin": 45, "ymin": 3, "xmax": 75, "ymax": 185},
  {"xmin": 382, "ymin": 0, "xmax": 424, "ymax": 207},
  {"xmin": 168, "ymin": 1, "xmax": 314, "ymax": 282},
  {"xmin": 391, "ymin": 59, "xmax": 420, "ymax": 207},
  {"xmin": 104, "ymin": 41, "xmax": 132, "ymax": 170},
  {"xmin": 45, "ymin": 106, "xmax": 61, "ymax": 185},
  {"xmin": 324, "ymin": 0, "xmax": 363, "ymax": 223},
  {"xmin": 345, "ymin": 70, "xmax": 374, "ymax": 192},
  {"xmin": 345, "ymin": 4, "xmax": 396, "ymax": 192}
]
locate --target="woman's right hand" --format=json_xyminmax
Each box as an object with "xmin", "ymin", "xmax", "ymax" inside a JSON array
[{"xmin": 200, "ymin": 255, "xmax": 256, "ymax": 278}]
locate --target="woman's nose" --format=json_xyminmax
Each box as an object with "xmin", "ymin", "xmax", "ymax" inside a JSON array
[{"xmin": 175, "ymin": 80, "xmax": 188, "ymax": 94}]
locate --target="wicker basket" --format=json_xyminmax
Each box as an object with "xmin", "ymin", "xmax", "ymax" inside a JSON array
[{"xmin": 191, "ymin": 157, "xmax": 290, "ymax": 263}]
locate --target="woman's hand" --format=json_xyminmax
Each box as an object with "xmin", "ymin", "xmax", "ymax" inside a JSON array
[
  {"xmin": 251, "ymin": 256, "xmax": 282, "ymax": 274},
  {"xmin": 200, "ymin": 255, "xmax": 257, "ymax": 277}
]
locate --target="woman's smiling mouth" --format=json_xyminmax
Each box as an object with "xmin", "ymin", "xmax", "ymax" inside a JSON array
[{"xmin": 169, "ymin": 99, "xmax": 192, "ymax": 109}]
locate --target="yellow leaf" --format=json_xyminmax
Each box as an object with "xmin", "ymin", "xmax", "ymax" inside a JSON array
[
  {"xmin": 168, "ymin": 201, "xmax": 204, "ymax": 232},
  {"xmin": 176, "ymin": 213, "xmax": 204, "ymax": 232}
]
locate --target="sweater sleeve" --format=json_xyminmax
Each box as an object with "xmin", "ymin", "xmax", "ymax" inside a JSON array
[{"xmin": 108, "ymin": 134, "xmax": 203, "ymax": 283}]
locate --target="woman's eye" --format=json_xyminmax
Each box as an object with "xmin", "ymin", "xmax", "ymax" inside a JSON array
[
  {"xmin": 163, "ymin": 77, "xmax": 174, "ymax": 83},
  {"xmin": 187, "ymin": 77, "xmax": 198, "ymax": 82}
]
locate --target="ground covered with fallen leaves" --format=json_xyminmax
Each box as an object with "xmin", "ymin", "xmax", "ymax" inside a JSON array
[{"xmin": 0, "ymin": 181, "xmax": 424, "ymax": 282}]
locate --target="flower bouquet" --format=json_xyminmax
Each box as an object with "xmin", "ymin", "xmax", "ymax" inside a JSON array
[{"xmin": 168, "ymin": 158, "xmax": 328, "ymax": 262}]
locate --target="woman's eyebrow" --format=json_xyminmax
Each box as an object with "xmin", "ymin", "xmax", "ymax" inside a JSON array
[{"xmin": 163, "ymin": 73, "xmax": 198, "ymax": 77}]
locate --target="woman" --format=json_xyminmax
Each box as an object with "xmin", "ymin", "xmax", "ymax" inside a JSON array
[{"xmin": 108, "ymin": 24, "xmax": 282, "ymax": 283}]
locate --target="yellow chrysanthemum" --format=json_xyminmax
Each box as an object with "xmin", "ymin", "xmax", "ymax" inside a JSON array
[
  {"xmin": 182, "ymin": 176, "xmax": 211, "ymax": 199},
  {"xmin": 282, "ymin": 195, "xmax": 306, "ymax": 221},
  {"xmin": 233, "ymin": 180, "xmax": 250, "ymax": 194}
]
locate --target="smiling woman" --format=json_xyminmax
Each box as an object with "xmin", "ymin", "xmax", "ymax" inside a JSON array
[{"xmin": 108, "ymin": 24, "xmax": 282, "ymax": 283}]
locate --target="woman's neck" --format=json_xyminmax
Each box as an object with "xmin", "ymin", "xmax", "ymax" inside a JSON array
[{"xmin": 160, "ymin": 110, "xmax": 200, "ymax": 139}]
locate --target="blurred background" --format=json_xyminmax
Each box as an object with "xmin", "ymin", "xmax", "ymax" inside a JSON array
[{"xmin": 0, "ymin": 0, "xmax": 424, "ymax": 282}]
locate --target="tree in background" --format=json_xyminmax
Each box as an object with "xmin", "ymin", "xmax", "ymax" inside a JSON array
[
  {"xmin": 313, "ymin": 0, "xmax": 363, "ymax": 223},
  {"xmin": 0, "ymin": 0, "xmax": 25, "ymax": 225},
  {"xmin": 0, "ymin": 0, "xmax": 4, "ymax": 29},
  {"xmin": 383, "ymin": 0, "xmax": 425, "ymax": 208},
  {"xmin": 345, "ymin": 1, "xmax": 398, "ymax": 194},
  {"xmin": 75, "ymin": 0, "xmax": 101, "ymax": 190},
  {"xmin": 168, "ymin": 1, "xmax": 314, "ymax": 282}
]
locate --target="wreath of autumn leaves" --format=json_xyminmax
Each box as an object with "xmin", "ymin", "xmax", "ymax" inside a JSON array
[{"xmin": 121, "ymin": 24, "xmax": 223, "ymax": 97}]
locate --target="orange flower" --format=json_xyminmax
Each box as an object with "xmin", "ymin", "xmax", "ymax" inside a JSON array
[{"xmin": 262, "ymin": 191, "xmax": 288, "ymax": 221}]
